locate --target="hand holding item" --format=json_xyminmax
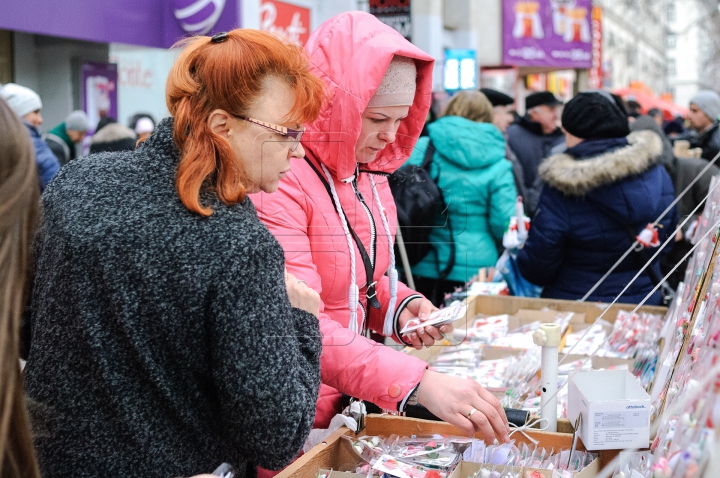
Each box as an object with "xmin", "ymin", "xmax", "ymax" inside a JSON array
[
  {"xmin": 285, "ymin": 270, "xmax": 321, "ymax": 317},
  {"xmin": 416, "ymin": 370, "xmax": 511, "ymax": 442},
  {"xmin": 398, "ymin": 297, "xmax": 451, "ymax": 349}
]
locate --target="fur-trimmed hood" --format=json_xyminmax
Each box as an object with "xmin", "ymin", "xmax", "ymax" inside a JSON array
[{"xmin": 539, "ymin": 130, "xmax": 662, "ymax": 196}]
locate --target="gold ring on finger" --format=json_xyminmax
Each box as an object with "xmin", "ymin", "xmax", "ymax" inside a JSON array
[{"xmin": 467, "ymin": 407, "xmax": 477, "ymax": 420}]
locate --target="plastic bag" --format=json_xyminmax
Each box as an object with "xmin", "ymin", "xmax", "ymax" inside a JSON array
[{"xmin": 495, "ymin": 248, "xmax": 543, "ymax": 298}]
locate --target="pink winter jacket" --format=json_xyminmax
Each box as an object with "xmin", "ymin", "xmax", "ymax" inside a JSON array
[{"xmin": 251, "ymin": 11, "xmax": 435, "ymax": 429}]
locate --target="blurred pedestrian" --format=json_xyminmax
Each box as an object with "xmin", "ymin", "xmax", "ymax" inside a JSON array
[
  {"xmin": 0, "ymin": 98, "xmax": 41, "ymax": 478},
  {"xmin": 24, "ymin": 29, "xmax": 324, "ymax": 477},
  {"xmin": 626, "ymin": 99, "xmax": 642, "ymax": 121},
  {"xmin": 45, "ymin": 110, "xmax": 89, "ymax": 166},
  {"xmin": 134, "ymin": 116, "xmax": 155, "ymax": 140},
  {"xmin": 481, "ymin": 87, "xmax": 527, "ymax": 209},
  {"xmin": 664, "ymin": 114, "xmax": 686, "ymax": 138},
  {"xmin": 647, "ymin": 108, "xmax": 664, "ymax": 128},
  {"xmin": 506, "ymin": 91, "xmax": 564, "ymax": 215},
  {"xmin": 0, "ymin": 83, "xmax": 60, "ymax": 192},
  {"xmin": 128, "ymin": 112, "xmax": 156, "ymax": 138},
  {"xmin": 631, "ymin": 115, "xmax": 675, "ymax": 174},
  {"xmin": 95, "ymin": 115, "xmax": 116, "ymax": 133},
  {"xmin": 686, "ymin": 90, "xmax": 720, "ymax": 160},
  {"xmin": 517, "ymin": 92, "xmax": 677, "ymax": 304},
  {"xmin": 407, "ymin": 90, "xmax": 517, "ymax": 305},
  {"xmin": 89, "ymin": 118, "xmax": 137, "ymax": 153},
  {"xmin": 633, "ymin": 114, "xmax": 720, "ymax": 290}
]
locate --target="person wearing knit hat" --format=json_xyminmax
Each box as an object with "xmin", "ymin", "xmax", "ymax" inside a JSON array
[
  {"xmin": 0, "ymin": 83, "xmax": 60, "ymax": 191},
  {"xmin": 561, "ymin": 91, "xmax": 630, "ymax": 142},
  {"xmin": 45, "ymin": 110, "xmax": 89, "ymax": 166},
  {"xmin": 516, "ymin": 91, "xmax": 677, "ymax": 305},
  {"xmin": 0, "ymin": 83, "xmax": 43, "ymax": 127},
  {"xmin": 134, "ymin": 116, "xmax": 155, "ymax": 140},
  {"xmin": 252, "ymin": 11, "xmax": 511, "ymax": 451},
  {"xmin": 506, "ymin": 91, "xmax": 564, "ymax": 216},
  {"xmin": 687, "ymin": 90, "xmax": 720, "ymax": 161}
]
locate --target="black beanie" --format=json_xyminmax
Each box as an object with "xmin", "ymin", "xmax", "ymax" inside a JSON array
[
  {"xmin": 562, "ymin": 92, "xmax": 630, "ymax": 139},
  {"xmin": 480, "ymin": 88, "xmax": 514, "ymax": 107}
]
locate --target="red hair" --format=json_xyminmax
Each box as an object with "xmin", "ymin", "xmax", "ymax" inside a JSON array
[{"xmin": 166, "ymin": 30, "xmax": 325, "ymax": 216}]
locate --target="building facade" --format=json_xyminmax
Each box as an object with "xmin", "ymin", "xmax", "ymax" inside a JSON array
[
  {"xmin": 596, "ymin": 0, "xmax": 667, "ymax": 95},
  {"xmin": 666, "ymin": 0, "xmax": 720, "ymax": 108}
]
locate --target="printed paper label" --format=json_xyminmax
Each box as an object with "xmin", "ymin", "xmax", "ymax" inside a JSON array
[
  {"xmin": 591, "ymin": 410, "xmax": 648, "ymax": 446},
  {"xmin": 593, "ymin": 410, "xmax": 648, "ymax": 429}
]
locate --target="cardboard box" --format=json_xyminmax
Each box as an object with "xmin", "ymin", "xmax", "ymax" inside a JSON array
[
  {"xmin": 276, "ymin": 415, "xmax": 602, "ymax": 478},
  {"xmin": 448, "ymin": 459, "xmax": 599, "ymax": 478},
  {"xmin": 567, "ymin": 370, "xmax": 651, "ymax": 451}
]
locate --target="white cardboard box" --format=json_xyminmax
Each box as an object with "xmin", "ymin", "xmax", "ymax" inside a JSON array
[{"xmin": 568, "ymin": 370, "xmax": 651, "ymax": 451}]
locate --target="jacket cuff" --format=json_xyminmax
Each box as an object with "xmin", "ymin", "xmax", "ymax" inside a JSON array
[
  {"xmin": 393, "ymin": 293, "xmax": 423, "ymax": 345},
  {"xmin": 398, "ymin": 383, "xmax": 421, "ymax": 412}
]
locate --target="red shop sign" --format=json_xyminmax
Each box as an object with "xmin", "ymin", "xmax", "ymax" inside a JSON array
[{"xmin": 260, "ymin": 0, "xmax": 310, "ymax": 46}]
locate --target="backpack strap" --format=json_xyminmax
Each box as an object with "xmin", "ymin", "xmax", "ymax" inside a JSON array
[
  {"xmin": 304, "ymin": 157, "xmax": 379, "ymax": 314},
  {"xmin": 424, "ymin": 140, "xmax": 456, "ymax": 280}
]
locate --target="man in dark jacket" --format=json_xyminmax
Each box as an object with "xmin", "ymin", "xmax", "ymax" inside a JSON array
[
  {"xmin": 506, "ymin": 91, "xmax": 564, "ymax": 215},
  {"xmin": 517, "ymin": 92, "xmax": 677, "ymax": 305},
  {"xmin": 686, "ymin": 90, "xmax": 720, "ymax": 161},
  {"xmin": 0, "ymin": 83, "xmax": 60, "ymax": 191},
  {"xmin": 45, "ymin": 110, "xmax": 89, "ymax": 166}
]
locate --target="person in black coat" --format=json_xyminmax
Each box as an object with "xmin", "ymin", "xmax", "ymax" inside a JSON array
[
  {"xmin": 24, "ymin": 29, "xmax": 324, "ymax": 478},
  {"xmin": 517, "ymin": 92, "xmax": 678, "ymax": 305},
  {"xmin": 506, "ymin": 91, "xmax": 565, "ymax": 215},
  {"xmin": 89, "ymin": 118, "xmax": 138, "ymax": 153}
]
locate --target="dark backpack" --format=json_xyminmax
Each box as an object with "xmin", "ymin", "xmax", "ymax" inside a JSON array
[{"xmin": 389, "ymin": 140, "xmax": 455, "ymax": 279}]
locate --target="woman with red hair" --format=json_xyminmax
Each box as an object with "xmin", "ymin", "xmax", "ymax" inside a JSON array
[
  {"xmin": 24, "ymin": 30, "xmax": 324, "ymax": 477},
  {"xmin": 252, "ymin": 11, "xmax": 510, "ymax": 449}
]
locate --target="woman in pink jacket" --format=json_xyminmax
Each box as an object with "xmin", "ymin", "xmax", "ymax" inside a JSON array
[{"xmin": 252, "ymin": 11, "xmax": 509, "ymax": 445}]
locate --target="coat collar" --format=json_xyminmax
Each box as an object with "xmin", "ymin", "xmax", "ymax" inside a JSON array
[
  {"xmin": 539, "ymin": 130, "xmax": 662, "ymax": 196},
  {"xmin": 516, "ymin": 115, "xmax": 563, "ymax": 137}
]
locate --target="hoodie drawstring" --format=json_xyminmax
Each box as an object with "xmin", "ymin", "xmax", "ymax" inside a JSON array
[
  {"xmin": 369, "ymin": 175, "xmax": 399, "ymax": 337},
  {"xmin": 320, "ymin": 163, "xmax": 361, "ymax": 333},
  {"xmin": 321, "ymin": 165, "xmax": 399, "ymax": 337}
]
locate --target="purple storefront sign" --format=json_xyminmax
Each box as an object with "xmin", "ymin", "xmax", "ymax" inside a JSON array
[
  {"xmin": 0, "ymin": 0, "xmax": 240, "ymax": 49},
  {"xmin": 502, "ymin": 0, "xmax": 592, "ymax": 69},
  {"xmin": 80, "ymin": 61, "xmax": 118, "ymax": 133}
]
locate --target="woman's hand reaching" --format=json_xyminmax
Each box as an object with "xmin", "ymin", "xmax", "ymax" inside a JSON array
[{"xmin": 417, "ymin": 370, "xmax": 511, "ymax": 442}]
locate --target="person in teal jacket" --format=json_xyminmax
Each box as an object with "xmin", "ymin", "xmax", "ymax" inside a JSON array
[{"xmin": 405, "ymin": 91, "xmax": 517, "ymax": 305}]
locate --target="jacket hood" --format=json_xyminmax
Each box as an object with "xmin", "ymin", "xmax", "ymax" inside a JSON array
[
  {"xmin": 540, "ymin": 130, "xmax": 665, "ymax": 224},
  {"xmin": 303, "ymin": 11, "xmax": 434, "ymax": 181},
  {"xmin": 427, "ymin": 116, "xmax": 507, "ymax": 170},
  {"xmin": 540, "ymin": 131, "xmax": 662, "ymax": 195}
]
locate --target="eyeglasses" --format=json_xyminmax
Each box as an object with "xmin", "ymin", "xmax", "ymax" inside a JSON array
[{"xmin": 236, "ymin": 116, "xmax": 305, "ymax": 152}]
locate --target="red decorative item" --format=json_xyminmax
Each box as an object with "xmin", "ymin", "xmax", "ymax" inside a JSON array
[{"xmin": 636, "ymin": 223, "xmax": 660, "ymax": 248}]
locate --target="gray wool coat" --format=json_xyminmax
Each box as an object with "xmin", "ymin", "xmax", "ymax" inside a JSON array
[{"xmin": 24, "ymin": 118, "xmax": 322, "ymax": 478}]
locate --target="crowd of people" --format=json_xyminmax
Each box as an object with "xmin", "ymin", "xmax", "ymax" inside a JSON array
[{"xmin": 1, "ymin": 9, "xmax": 719, "ymax": 478}]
